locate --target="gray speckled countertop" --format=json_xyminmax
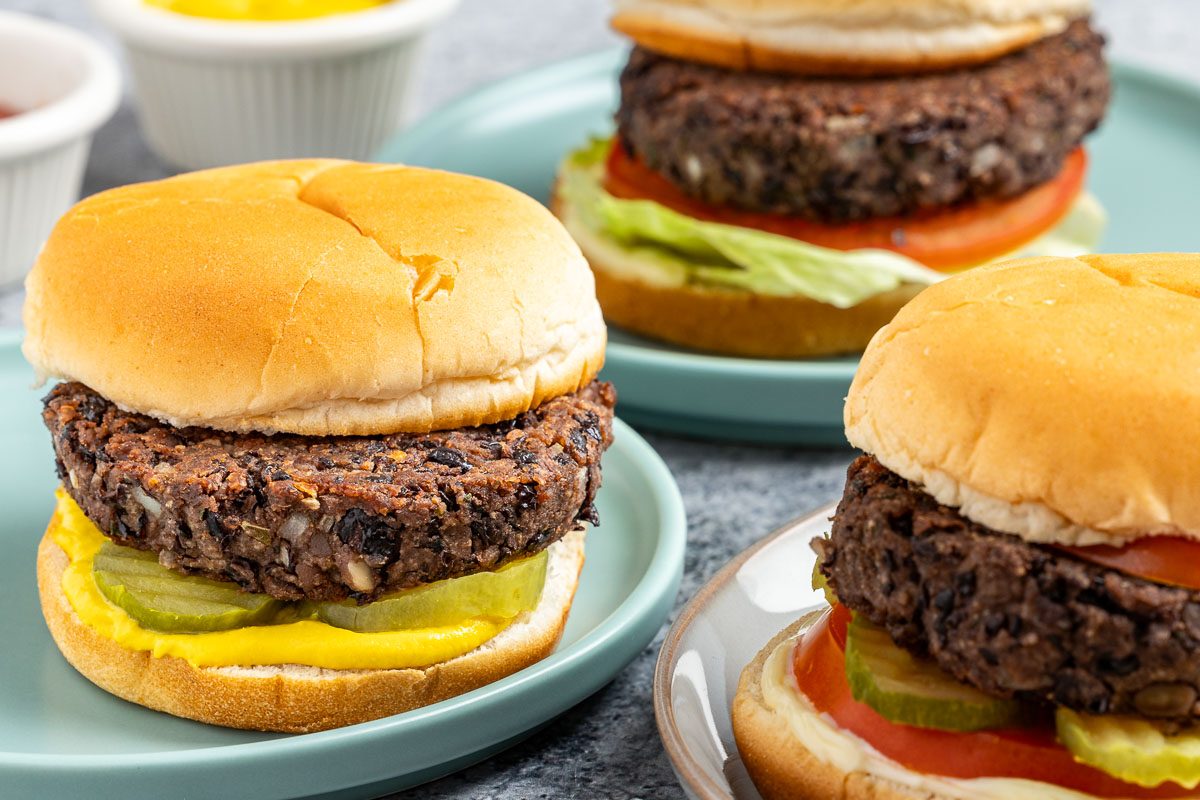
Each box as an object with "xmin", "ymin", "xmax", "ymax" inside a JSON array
[{"xmin": 4, "ymin": 1, "xmax": 1200, "ymax": 797}]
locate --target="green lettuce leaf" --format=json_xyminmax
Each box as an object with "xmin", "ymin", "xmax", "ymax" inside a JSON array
[{"xmin": 559, "ymin": 138, "xmax": 1106, "ymax": 308}]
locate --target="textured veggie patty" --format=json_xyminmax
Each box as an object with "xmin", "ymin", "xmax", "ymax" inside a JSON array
[
  {"xmin": 45, "ymin": 381, "xmax": 614, "ymax": 603},
  {"xmin": 616, "ymin": 20, "xmax": 1110, "ymax": 222},
  {"xmin": 818, "ymin": 456, "xmax": 1200, "ymax": 722}
]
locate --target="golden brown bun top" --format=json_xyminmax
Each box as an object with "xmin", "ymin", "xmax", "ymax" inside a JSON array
[
  {"xmin": 612, "ymin": 0, "xmax": 1092, "ymax": 76},
  {"xmin": 846, "ymin": 254, "xmax": 1200, "ymax": 545},
  {"xmin": 23, "ymin": 160, "xmax": 606, "ymax": 435}
]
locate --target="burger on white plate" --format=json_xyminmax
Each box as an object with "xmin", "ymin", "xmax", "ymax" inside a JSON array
[{"xmin": 735, "ymin": 254, "xmax": 1200, "ymax": 798}]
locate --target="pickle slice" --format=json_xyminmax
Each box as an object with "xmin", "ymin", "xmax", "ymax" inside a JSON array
[
  {"xmin": 845, "ymin": 614, "xmax": 1025, "ymax": 732},
  {"xmin": 315, "ymin": 550, "xmax": 549, "ymax": 632},
  {"xmin": 1057, "ymin": 708, "xmax": 1200, "ymax": 789},
  {"xmin": 92, "ymin": 542, "xmax": 283, "ymax": 632}
]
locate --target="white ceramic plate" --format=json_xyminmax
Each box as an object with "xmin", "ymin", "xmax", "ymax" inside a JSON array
[{"xmin": 653, "ymin": 505, "xmax": 832, "ymax": 799}]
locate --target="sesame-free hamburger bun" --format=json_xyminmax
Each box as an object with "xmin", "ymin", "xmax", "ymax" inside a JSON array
[
  {"xmin": 23, "ymin": 160, "xmax": 606, "ymax": 436},
  {"xmin": 846, "ymin": 253, "xmax": 1200, "ymax": 547},
  {"xmin": 612, "ymin": 0, "xmax": 1093, "ymax": 75}
]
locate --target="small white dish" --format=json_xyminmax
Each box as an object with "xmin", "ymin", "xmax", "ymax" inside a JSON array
[
  {"xmin": 654, "ymin": 504, "xmax": 832, "ymax": 799},
  {"xmin": 90, "ymin": 0, "xmax": 459, "ymax": 169},
  {"xmin": 0, "ymin": 11, "xmax": 120, "ymax": 288}
]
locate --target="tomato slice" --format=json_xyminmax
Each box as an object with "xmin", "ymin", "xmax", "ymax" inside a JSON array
[
  {"xmin": 792, "ymin": 606, "xmax": 1193, "ymax": 798},
  {"xmin": 604, "ymin": 143, "xmax": 1088, "ymax": 271},
  {"xmin": 1058, "ymin": 537, "xmax": 1200, "ymax": 592}
]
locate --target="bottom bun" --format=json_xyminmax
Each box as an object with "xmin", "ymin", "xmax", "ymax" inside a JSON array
[
  {"xmin": 553, "ymin": 185, "xmax": 919, "ymax": 358},
  {"xmin": 38, "ymin": 526, "xmax": 586, "ymax": 733},
  {"xmin": 732, "ymin": 619, "xmax": 932, "ymax": 800},
  {"xmin": 592, "ymin": 267, "xmax": 919, "ymax": 359}
]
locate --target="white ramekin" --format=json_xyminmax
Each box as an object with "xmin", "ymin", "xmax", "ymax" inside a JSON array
[
  {"xmin": 0, "ymin": 12, "xmax": 120, "ymax": 289},
  {"xmin": 89, "ymin": 0, "xmax": 460, "ymax": 169}
]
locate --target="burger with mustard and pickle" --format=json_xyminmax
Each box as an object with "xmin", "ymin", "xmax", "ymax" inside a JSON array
[
  {"xmin": 733, "ymin": 254, "xmax": 1200, "ymax": 798},
  {"xmin": 24, "ymin": 160, "xmax": 612, "ymax": 733},
  {"xmin": 553, "ymin": 0, "xmax": 1111, "ymax": 357}
]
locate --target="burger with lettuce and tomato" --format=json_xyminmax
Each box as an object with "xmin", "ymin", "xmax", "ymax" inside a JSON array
[
  {"xmin": 553, "ymin": 0, "xmax": 1110, "ymax": 357},
  {"xmin": 734, "ymin": 254, "xmax": 1200, "ymax": 798}
]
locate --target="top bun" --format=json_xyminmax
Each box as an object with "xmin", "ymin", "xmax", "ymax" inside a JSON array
[
  {"xmin": 613, "ymin": 0, "xmax": 1091, "ymax": 75},
  {"xmin": 23, "ymin": 160, "xmax": 606, "ymax": 436},
  {"xmin": 846, "ymin": 254, "xmax": 1200, "ymax": 547}
]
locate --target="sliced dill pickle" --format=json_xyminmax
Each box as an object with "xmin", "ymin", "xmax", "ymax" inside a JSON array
[
  {"xmin": 316, "ymin": 550, "xmax": 549, "ymax": 632},
  {"xmin": 92, "ymin": 541, "xmax": 283, "ymax": 632},
  {"xmin": 845, "ymin": 614, "xmax": 1025, "ymax": 732},
  {"xmin": 812, "ymin": 559, "xmax": 837, "ymax": 606},
  {"xmin": 1057, "ymin": 708, "xmax": 1200, "ymax": 789}
]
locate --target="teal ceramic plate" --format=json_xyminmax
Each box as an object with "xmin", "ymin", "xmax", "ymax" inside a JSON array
[
  {"xmin": 377, "ymin": 49, "xmax": 1200, "ymax": 444},
  {"xmin": 0, "ymin": 331, "xmax": 686, "ymax": 799}
]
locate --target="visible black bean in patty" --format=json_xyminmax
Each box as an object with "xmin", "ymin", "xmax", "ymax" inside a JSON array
[
  {"xmin": 818, "ymin": 455, "xmax": 1200, "ymax": 722},
  {"xmin": 616, "ymin": 20, "xmax": 1110, "ymax": 222},
  {"xmin": 45, "ymin": 381, "xmax": 615, "ymax": 603}
]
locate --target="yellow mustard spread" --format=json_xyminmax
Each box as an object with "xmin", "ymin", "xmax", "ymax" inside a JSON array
[
  {"xmin": 146, "ymin": 0, "xmax": 390, "ymax": 22},
  {"xmin": 51, "ymin": 490, "xmax": 516, "ymax": 670}
]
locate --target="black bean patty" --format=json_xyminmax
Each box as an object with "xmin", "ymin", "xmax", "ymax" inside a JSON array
[
  {"xmin": 45, "ymin": 381, "xmax": 615, "ymax": 603},
  {"xmin": 818, "ymin": 456, "xmax": 1200, "ymax": 722},
  {"xmin": 616, "ymin": 20, "xmax": 1110, "ymax": 222}
]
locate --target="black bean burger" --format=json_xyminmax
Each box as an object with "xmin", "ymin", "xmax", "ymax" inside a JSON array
[
  {"xmin": 733, "ymin": 254, "xmax": 1200, "ymax": 798},
  {"xmin": 23, "ymin": 160, "xmax": 612, "ymax": 732},
  {"xmin": 553, "ymin": 0, "xmax": 1111, "ymax": 357}
]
